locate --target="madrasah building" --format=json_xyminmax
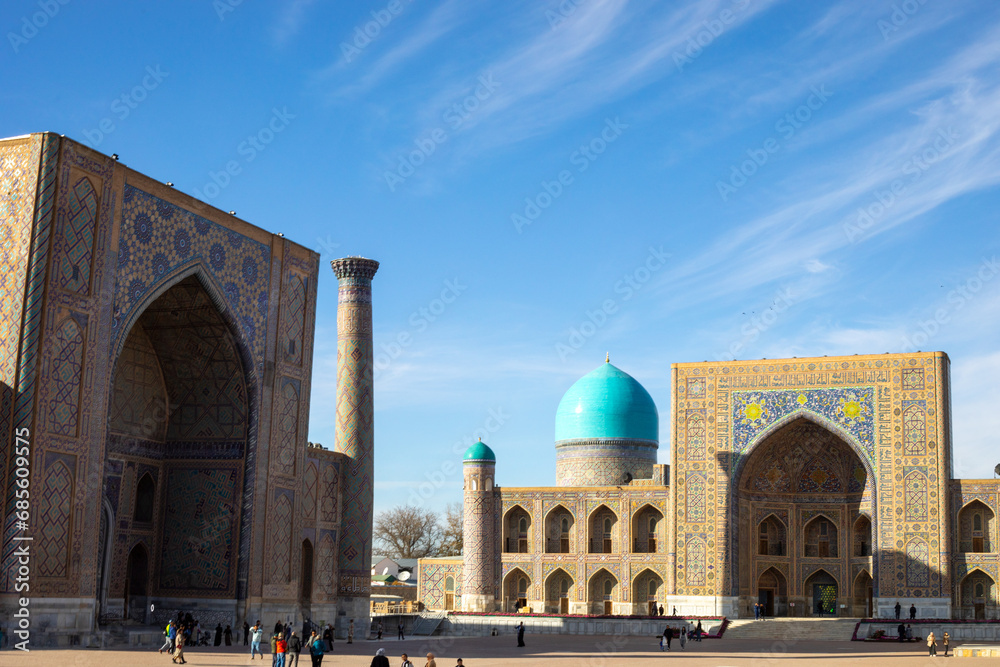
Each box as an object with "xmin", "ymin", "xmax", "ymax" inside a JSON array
[
  {"xmin": 0, "ymin": 133, "xmax": 378, "ymax": 643},
  {"xmin": 419, "ymin": 352, "xmax": 1000, "ymax": 620}
]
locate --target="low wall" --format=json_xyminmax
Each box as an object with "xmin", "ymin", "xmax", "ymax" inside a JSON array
[
  {"xmin": 442, "ymin": 613, "xmax": 726, "ymax": 638},
  {"xmin": 855, "ymin": 619, "xmax": 1000, "ymax": 642}
]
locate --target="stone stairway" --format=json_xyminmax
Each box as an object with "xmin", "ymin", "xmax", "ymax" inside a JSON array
[
  {"xmin": 411, "ymin": 611, "xmax": 448, "ymax": 636},
  {"xmin": 724, "ymin": 617, "xmax": 859, "ymax": 641}
]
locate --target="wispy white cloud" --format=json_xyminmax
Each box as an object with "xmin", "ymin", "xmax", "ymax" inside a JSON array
[
  {"xmin": 322, "ymin": 0, "xmax": 470, "ymax": 99},
  {"xmin": 273, "ymin": 0, "xmax": 317, "ymax": 45},
  {"xmin": 646, "ymin": 22, "xmax": 1000, "ymax": 316},
  {"xmin": 952, "ymin": 350, "xmax": 1000, "ymax": 479}
]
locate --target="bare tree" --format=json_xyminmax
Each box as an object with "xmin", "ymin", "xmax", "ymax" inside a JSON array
[
  {"xmin": 373, "ymin": 505, "xmax": 442, "ymax": 559},
  {"xmin": 437, "ymin": 502, "xmax": 463, "ymax": 556}
]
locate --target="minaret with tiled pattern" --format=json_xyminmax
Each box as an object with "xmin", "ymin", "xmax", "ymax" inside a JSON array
[{"xmin": 331, "ymin": 256, "xmax": 378, "ymax": 631}]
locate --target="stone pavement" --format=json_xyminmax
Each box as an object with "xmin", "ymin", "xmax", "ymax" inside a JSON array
[{"xmin": 11, "ymin": 633, "xmax": 998, "ymax": 666}]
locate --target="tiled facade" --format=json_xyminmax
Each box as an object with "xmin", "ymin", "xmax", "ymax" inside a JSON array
[
  {"xmin": 0, "ymin": 133, "xmax": 367, "ymax": 637},
  {"xmin": 421, "ymin": 352, "xmax": 1000, "ymax": 620}
]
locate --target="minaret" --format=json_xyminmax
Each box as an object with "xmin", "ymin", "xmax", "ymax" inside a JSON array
[
  {"xmin": 330, "ymin": 256, "xmax": 379, "ymax": 631},
  {"xmin": 462, "ymin": 438, "xmax": 497, "ymax": 612}
]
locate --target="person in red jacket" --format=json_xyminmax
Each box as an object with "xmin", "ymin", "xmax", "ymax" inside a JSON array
[{"xmin": 275, "ymin": 633, "xmax": 288, "ymax": 667}]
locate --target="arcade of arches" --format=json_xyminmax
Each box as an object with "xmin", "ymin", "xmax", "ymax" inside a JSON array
[{"xmin": 737, "ymin": 418, "xmax": 873, "ymax": 617}]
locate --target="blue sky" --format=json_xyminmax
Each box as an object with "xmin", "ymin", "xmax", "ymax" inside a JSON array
[{"xmin": 4, "ymin": 0, "xmax": 1000, "ymax": 516}]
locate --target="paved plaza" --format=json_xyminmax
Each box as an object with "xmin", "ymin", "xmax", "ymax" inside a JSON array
[{"xmin": 12, "ymin": 635, "xmax": 1000, "ymax": 666}]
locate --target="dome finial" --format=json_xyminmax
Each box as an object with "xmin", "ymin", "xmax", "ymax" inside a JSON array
[{"xmin": 606, "ymin": 352, "xmax": 610, "ymax": 363}]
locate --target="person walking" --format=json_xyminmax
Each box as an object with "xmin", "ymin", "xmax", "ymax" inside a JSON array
[
  {"xmin": 679, "ymin": 625, "xmax": 686, "ymax": 650},
  {"xmin": 943, "ymin": 631, "xmax": 951, "ymax": 657},
  {"xmin": 244, "ymin": 621, "xmax": 251, "ymax": 645},
  {"xmin": 400, "ymin": 653, "xmax": 414, "ymax": 667},
  {"xmin": 159, "ymin": 621, "xmax": 174, "ymax": 654},
  {"xmin": 214, "ymin": 623, "xmax": 223, "ymax": 646},
  {"xmin": 308, "ymin": 631, "xmax": 325, "ymax": 667},
  {"xmin": 894, "ymin": 601, "xmax": 901, "ymax": 620},
  {"xmin": 910, "ymin": 604, "xmax": 917, "ymax": 620},
  {"xmin": 377, "ymin": 621, "xmax": 384, "ymax": 640},
  {"xmin": 663, "ymin": 625, "xmax": 673, "ymax": 651},
  {"xmin": 287, "ymin": 631, "xmax": 302, "ymax": 667},
  {"xmin": 695, "ymin": 619, "xmax": 703, "ymax": 641},
  {"xmin": 897, "ymin": 622, "xmax": 906, "ymax": 642},
  {"xmin": 424, "ymin": 653, "xmax": 437, "ymax": 667},
  {"xmin": 225, "ymin": 624, "xmax": 233, "ymax": 646},
  {"xmin": 927, "ymin": 631, "xmax": 937, "ymax": 657},
  {"xmin": 398, "ymin": 621, "xmax": 406, "ymax": 640},
  {"xmin": 371, "ymin": 648, "xmax": 391, "ymax": 667},
  {"xmin": 251, "ymin": 622, "xmax": 265, "ymax": 659},
  {"xmin": 172, "ymin": 630, "xmax": 187, "ymax": 664},
  {"xmin": 271, "ymin": 629, "xmax": 281, "ymax": 667},
  {"xmin": 275, "ymin": 633, "xmax": 288, "ymax": 667},
  {"xmin": 323, "ymin": 625, "xmax": 333, "ymax": 651},
  {"xmin": 516, "ymin": 622, "xmax": 525, "ymax": 647},
  {"xmin": 754, "ymin": 603, "xmax": 760, "ymax": 620},
  {"xmin": 348, "ymin": 619, "xmax": 355, "ymax": 644}
]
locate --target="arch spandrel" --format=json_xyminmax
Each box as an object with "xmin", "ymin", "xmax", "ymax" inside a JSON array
[
  {"xmin": 735, "ymin": 406, "xmax": 876, "ymax": 480},
  {"xmin": 113, "ymin": 184, "xmax": 272, "ymax": 372}
]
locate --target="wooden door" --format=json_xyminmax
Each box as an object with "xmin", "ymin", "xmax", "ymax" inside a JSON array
[
  {"xmin": 559, "ymin": 597, "xmax": 569, "ymax": 614},
  {"xmin": 604, "ymin": 600, "xmax": 613, "ymax": 615},
  {"xmin": 760, "ymin": 589, "xmax": 774, "ymax": 616}
]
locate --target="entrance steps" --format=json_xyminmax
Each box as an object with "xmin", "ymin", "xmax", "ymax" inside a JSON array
[
  {"xmin": 724, "ymin": 617, "xmax": 859, "ymax": 641},
  {"xmin": 412, "ymin": 611, "xmax": 448, "ymax": 636}
]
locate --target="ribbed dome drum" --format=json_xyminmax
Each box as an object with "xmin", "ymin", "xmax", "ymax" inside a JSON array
[{"xmin": 554, "ymin": 361, "xmax": 658, "ymax": 486}]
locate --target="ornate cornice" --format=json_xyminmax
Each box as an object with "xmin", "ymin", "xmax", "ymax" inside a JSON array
[{"xmin": 331, "ymin": 256, "xmax": 379, "ymax": 281}]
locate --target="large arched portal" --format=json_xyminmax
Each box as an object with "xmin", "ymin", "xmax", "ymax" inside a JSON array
[
  {"xmin": 102, "ymin": 275, "xmax": 250, "ymax": 619},
  {"xmin": 736, "ymin": 417, "xmax": 871, "ymax": 617}
]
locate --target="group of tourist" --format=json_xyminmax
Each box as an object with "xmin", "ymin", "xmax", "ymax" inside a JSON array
[
  {"xmin": 658, "ymin": 620, "xmax": 703, "ymax": 651},
  {"xmin": 893, "ymin": 601, "xmax": 918, "ymax": 620},
  {"xmin": 369, "ymin": 650, "xmax": 463, "ymax": 667},
  {"xmin": 247, "ymin": 620, "xmax": 335, "ymax": 666}
]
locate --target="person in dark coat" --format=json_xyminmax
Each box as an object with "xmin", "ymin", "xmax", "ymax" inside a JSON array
[
  {"xmin": 244, "ymin": 621, "xmax": 250, "ymax": 645},
  {"xmin": 897, "ymin": 622, "xmax": 906, "ymax": 642},
  {"xmin": 370, "ymin": 648, "xmax": 390, "ymax": 667},
  {"xmin": 894, "ymin": 601, "xmax": 901, "ymax": 619},
  {"xmin": 658, "ymin": 605, "xmax": 664, "ymax": 616},
  {"xmin": 695, "ymin": 620, "xmax": 703, "ymax": 641},
  {"xmin": 287, "ymin": 632, "xmax": 302, "ymax": 667},
  {"xmin": 909, "ymin": 604, "xmax": 917, "ymax": 619},
  {"xmin": 663, "ymin": 625, "xmax": 673, "ymax": 651},
  {"xmin": 225, "ymin": 625, "xmax": 233, "ymax": 645},
  {"xmin": 214, "ymin": 623, "xmax": 223, "ymax": 646},
  {"xmin": 516, "ymin": 622, "xmax": 525, "ymax": 647}
]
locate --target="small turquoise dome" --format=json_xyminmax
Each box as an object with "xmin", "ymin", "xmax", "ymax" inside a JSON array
[
  {"xmin": 555, "ymin": 361, "xmax": 658, "ymax": 442},
  {"xmin": 463, "ymin": 439, "xmax": 496, "ymax": 463}
]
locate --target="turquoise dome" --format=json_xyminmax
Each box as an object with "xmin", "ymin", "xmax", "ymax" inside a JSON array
[
  {"xmin": 555, "ymin": 362, "xmax": 658, "ymax": 442},
  {"xmin": 463, "ymin": 439, "xmax": 496, "ymax": 463}
]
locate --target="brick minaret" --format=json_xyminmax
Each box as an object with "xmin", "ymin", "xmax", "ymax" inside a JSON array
[
  {"xmin": 331, "ymin": 256, "xmax": 379, "ymax": 632},
  {"xmin": 462, "ymin": 439, "xmax": 497, "ymax": 612}
]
